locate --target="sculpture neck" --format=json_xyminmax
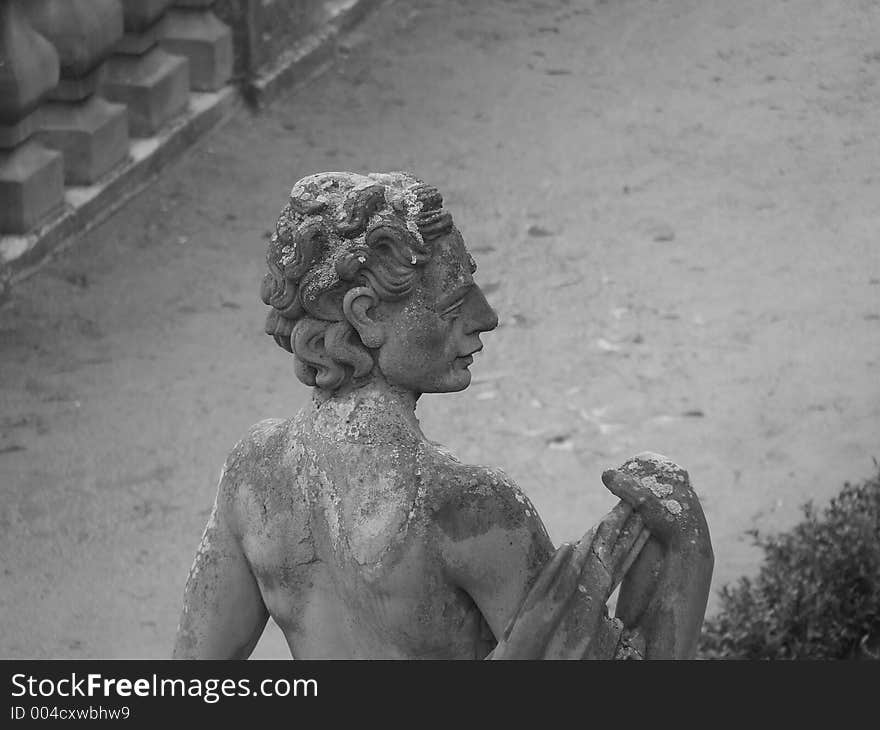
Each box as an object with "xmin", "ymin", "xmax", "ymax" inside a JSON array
[{"xmin": 310, "ymin": 377, "xmax": 423, "ymax": 442}]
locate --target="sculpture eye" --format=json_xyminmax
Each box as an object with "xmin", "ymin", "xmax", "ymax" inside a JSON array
[{"xmin": 440, "ymin": 299, "xmax": 465, "ymax": 318}]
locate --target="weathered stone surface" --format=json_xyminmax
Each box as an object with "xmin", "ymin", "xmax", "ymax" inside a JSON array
[
  {"xmin": 0, "ymin": 0, "xmax": 59, "ymax": 127},
  {"xmin": 113, "ymin": 0, "xmax": 174, "ymax": 56},
  {"xmin": 115, "ymin": 22, "xmax": 161, "ymax": 56},
  {"xmin": 0, "ymin": 1, "xmax": 65, "ymax": 236},
  {"xmin": 0, "ymin": 110, "xmax": 39, "ymax": 149},
  {"xmin": 35, "ymin": 97, "xmax": 128, "ymax": 185},
  {"xmin": 0, "ymin": 141, "xmax": 64, "ymax": 234},
  {"xmin": 173, "ymin": 172, "xmax": 714, "ymax": 660},
  {"xmin": 174, "ymin": 0, "xmax": 217, "ymax": 8},
  {"xmin": 159, "ymin": 8, "xmax": 232, "ymax": 91},
  {"xmin": 0, "ymin": 261, "xmax": 9, "ymax": 304},
  {"xmin": 15, "ymin": 2, "xmax": 131, "ymax": 188},
  {"xmin": 49, "ymin": 64, "xmax": 105, "ymax": 103},
  {"xmin": 118, "ymin": 0, "xmax": 174, "ymax": 34},
  {"xmin": 101, "ymin": 46, "xmax": 190, "ymax": 137},
  {"xmin": 22, "ymin": 0, "xmax": 124, "ymax": 79}
]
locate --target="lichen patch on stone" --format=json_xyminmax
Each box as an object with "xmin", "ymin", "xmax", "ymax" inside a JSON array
[
  {"xmin": 661, "ymin": 499, "xmax": 682, "ymax": 515},
  {"xmin": 639, "ymin": 474, "xmax": 674, "ymax": 498}
]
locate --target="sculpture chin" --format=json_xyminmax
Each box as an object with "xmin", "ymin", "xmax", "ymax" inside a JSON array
[
  {"xmin": 412, "ymin": 367, "xmax": 472, "ymax": 395},
  {"xmin": 445, "ymin": 367, "xmax": 473, "ymax": 392}
]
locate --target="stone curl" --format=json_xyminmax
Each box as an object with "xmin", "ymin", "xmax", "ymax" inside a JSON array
[{"xmin": 260, "ymin": 171, "xmax": 453, "ymax": 391}]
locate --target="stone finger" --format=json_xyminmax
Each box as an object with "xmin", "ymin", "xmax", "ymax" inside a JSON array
[
  {"xmin": 601, "ymin": 468, "xmax": 647, "ymax": 506},
  {"xmin": 591, "ymin": 501, "xmax": 634, "ymax": 555},
  {"xmin": 609, "ymin": 526, "xmax": 651, "ymax": 594},
  {"xmin": 606, "ymin": 511, "xmax": 646, "ymax": 566}
]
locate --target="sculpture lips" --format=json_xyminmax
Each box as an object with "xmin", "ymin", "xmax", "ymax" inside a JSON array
[{"xmin": 457, "ymin": 347, "xmax": 480, "ymax": 366}]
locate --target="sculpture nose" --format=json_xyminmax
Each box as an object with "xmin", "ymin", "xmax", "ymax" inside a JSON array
[{"xmin": 465, "ymin": 285, "xmax": 499, "ymax": 334}]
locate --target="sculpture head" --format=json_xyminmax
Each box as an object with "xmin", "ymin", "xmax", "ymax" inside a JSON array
[{"xmin": 261, "ymin": 171, "xmax": 498, "ymax": 395}]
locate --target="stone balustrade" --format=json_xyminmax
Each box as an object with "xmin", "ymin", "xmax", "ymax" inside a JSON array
[
  {"xmin": 0, "ymin": 0, "xmax": 235, "ymax": 237},
  {"xmin": 159, "ymin": 0, "xmax": 233, "ymax": 92},
  {"xmin": 1, "ymin": 0, "xmax": 379, "ymax": 261},
  {"xmin": 99, "ymin": 0, "xmax": 191, "ymax": 137},
  {"xmin": 0, "ymin": 0, "xmax": 64, "ymax": 235},
  {"xmin": 23, "ymin": 0, "xmax": 130, "ymax": 185}
]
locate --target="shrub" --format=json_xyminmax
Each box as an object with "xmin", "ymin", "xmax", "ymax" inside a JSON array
[{"xmin": 698, "ymin": 464, "xmax": 880, "ymax": 659}]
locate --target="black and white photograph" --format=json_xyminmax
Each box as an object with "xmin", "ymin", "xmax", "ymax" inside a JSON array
[{"xmin": 1, "ymin": 0, "xmax": 878, "ymax": 687}]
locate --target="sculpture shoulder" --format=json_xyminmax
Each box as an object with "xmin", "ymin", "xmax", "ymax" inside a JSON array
[
  {"xmin": 213, "ymin": 416, "xmax": 327, "ymax": 547},
  {"xmin": 418, "ymin": 444, "xmax": 549, "ymax": 545},
  {"xmin": 419, "ymin": 445, "xmax": 554, "ymax": 614},
  {"xmin": 215, "ymin": 418, "xmax": 294, "ymax": 519},
  {"xmin": 222, "ymin": 418, "xmax": 292, "ymax": 485}
]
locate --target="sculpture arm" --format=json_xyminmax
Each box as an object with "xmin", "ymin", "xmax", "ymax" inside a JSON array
[
  {"xmin": 172, "ymin": 473, "xmax": 269, "ymax": 659},
  {"xmin": 437, "ymin": 469, "xmax": 647, "ymax": 658},
  {"xmin": 435, "ymin": 469, "xmax": 556, "ymax": 646}
]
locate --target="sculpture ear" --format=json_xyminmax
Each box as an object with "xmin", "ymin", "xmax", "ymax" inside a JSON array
[{"xmin": 342, "ymin": 287, "xmax": 385, "ymax": 349}]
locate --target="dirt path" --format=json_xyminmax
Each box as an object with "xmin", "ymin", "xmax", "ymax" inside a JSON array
[{"xmin": 1, "ymin": 0, "xmax": 878, "ymax": 658}]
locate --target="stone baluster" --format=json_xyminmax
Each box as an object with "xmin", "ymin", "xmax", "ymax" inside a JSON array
[
  {"xmin": 159, "ymin": 0, "xmax": 232, "ymax": 92},
  {"xmin": 100, "ymin": 0, "xmax": 190, "ymax": 137},
  {"xmin": 0, "ymin": 0, "xmax": 64, "ymax": 235},
  {"xmin": 22, "ymin": 0, "xmax": 129, "ymax": 186}
]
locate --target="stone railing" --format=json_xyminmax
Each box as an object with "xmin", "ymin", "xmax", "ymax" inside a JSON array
[
  {"xmin": 0, "ymin": 0, "xmax": 381, "ymax": 295},
  {"xmin": 0, "ymin": 0, "xmax": 232, "ymax": 236}
]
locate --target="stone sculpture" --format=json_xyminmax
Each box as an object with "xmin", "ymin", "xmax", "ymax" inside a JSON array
[{"xmin": 173, "ymin": 171, "xmax": 714, "ymax": 659}]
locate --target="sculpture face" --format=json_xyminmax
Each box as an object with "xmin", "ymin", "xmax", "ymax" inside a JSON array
[
  {"xmin": 262, "ymin": 171, "xmax": 500, "ymax": 394},
  {"xmin": 376, "ymin": 227, "xmax": 498, "ymax": 394}
]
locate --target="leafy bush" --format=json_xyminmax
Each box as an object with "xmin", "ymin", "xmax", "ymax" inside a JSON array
[{"xmin": 699, "ymin": 464, "xmax": 880, "ymax": 659}]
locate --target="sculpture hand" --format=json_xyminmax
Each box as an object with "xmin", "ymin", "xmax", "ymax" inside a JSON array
[
  {"xmin": 601, "ymin": 452, "xmax": 709, "ymax": 551},
  {"xmin": 492, "ymin": 501, "xmax": 649, "ymax": 659},
  {"xmin": 600, "ymin": 453, "xmax": 714, "ymax": 659}
]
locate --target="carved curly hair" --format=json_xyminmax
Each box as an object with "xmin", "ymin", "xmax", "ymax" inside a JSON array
[{"xmin": 260, "ymin": 171, "xmax": 454, "ymax": 391}]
